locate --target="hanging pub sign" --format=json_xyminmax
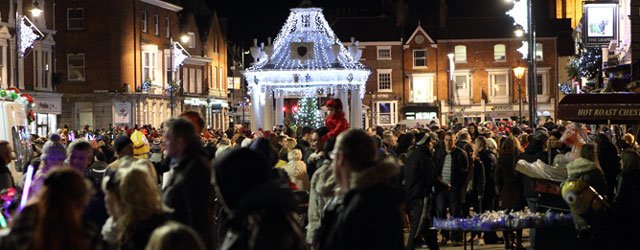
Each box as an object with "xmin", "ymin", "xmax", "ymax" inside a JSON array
[{"xmin": 583, "ymin": 3, "xmax": 618, "ymax": 47}]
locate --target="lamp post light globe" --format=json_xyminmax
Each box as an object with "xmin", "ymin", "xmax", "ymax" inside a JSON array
[
  {"xmin": 30, "ymin": 4, "xmax": 43, "ymax": 17},
  {"xmin": 513, "ymin": 66, "xmax": 526, "ymax": 123},
  {"xmin": 180, "ymin": 34, "xmax": 190, "ymax": 44},
  {"xmin": 514, "ymin": 28, "xmax": 524, "ymax": 38}
]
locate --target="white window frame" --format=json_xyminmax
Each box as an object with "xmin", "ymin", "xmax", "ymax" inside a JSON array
[
  {"xmin": 376, "ymin": 46, "xmax": 391, "ymax": 60},
  {"xmin": 187, "ymin": 32, "xmax": 196, "ymax": 48},
  {"xmin": 525, "ymin": 67, "xmax": 551, "ymax": 103},
  {"xmin": 453, "ymin": 70, "xmax": 472, "ymax": 105},
  {"xmin": 375, "ymin": 101, "xmax": 398, "ymax": 126},
  {"xmin": 33, "ymin": 48, "xmax": 52, "ymax": 91},
  {"xmin": 377, "ymin": 69, "xmax": 392, "ymax": 92},
  {"xmin": 413, "ymin": 49, "xmax": 427, "ymax": 68},
  {"xmin": 487, "ymin": 68, "xmax": 510, "ymax": 104},
  {"xmin": 454, "ymin": 45, "xmax": 467, "ymax": 63},
  {"xmin": 67, "ymin": 8, "xmax": 84, "ymax": 30},
  {"xmin": 164, "ymin": 49, "xmax": 171, "ymax": 84},
  {"xmin": 154, "ymin": 15, "xmax": 159, "ymax": 36},
  {"xmin": 535, "ymin": 43, "xmax": 543, "ymax": 61},
  {"xmin": 142, "ymin": 11, "xmax": 148, "ymax": 33},
  {"xmin": 196, "ymin": 68, "xmax": 203, "ymax": 94},
  {"xmin": 67, "ymin": 53, "xmax": 85, "ymax": 82},
  {"xmin": 141, "ymin": 45, "xmax": 158, "ymax": 85},
  {"xmin": 410, "ymin": 73, "xmax": 435, "ymax": 103},
  {"xmin": 189, "ymin": 68, "xmax": 196, "ymax": 93},
  {"xmin": 0, "ymin": 43, "xmax": 7, "ymax": 88},
  {"xmin": 165, "ymin": 17, "xmax": 171, "ymax": 38},
  {"xmin": 494, "ymin": 44, "xmax": 506, "ymax": 62}
]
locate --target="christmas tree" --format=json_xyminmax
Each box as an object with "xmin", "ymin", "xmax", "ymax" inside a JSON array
[{"xmin": 295, "ymin": 97, "xmax": 323, "ymax": 129}]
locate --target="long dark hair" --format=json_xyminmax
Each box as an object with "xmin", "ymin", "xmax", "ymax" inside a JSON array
[{"xmin": 30, "ymin": 168, "xmax": 91, "ymax": 250}]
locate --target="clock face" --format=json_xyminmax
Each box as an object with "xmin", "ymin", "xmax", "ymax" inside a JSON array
[{"xmin": 415, "ymin": 35, "xmax": 425, "ymax": 44}]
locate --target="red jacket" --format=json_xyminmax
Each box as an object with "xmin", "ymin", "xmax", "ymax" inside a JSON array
[{"xmin": 322, "ymin": 111, "xmax": 349, "ymax": 142}]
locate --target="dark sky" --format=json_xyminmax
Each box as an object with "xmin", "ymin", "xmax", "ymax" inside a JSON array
[{"xmin": 208, "ymin": 0, "xmax": 551, "ymax": 46}]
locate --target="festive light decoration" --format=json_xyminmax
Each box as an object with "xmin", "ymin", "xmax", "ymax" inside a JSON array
[
  {"xmin": 172, "ymin": 42, "xmax": 189, "ymax": 71},
  {"xmin": 294, "ymin": 97, "xmax": 323, "ymax": 128},
  {"xmin": 18, "ymin": 16, "xmax": 43, "ymax": 58},
  {"xmin": 243, "ymin": 6, "xmax": 370, "ymax": 97},
  {"xmin": 0, "ymin": 87, "xmax": 36, "ymax": 123}
]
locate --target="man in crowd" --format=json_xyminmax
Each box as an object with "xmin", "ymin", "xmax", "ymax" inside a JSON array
[
  {"xmin": 405, "ymin": 133, "xmax": 448, "ymax": 250},
  {"xmin": 107, "ymin": 135, "xmax": 134, "ymax": 169},
  {"xmin": 434, "ymin": 131, "xmax": 468, "ymax": 245},
  {"xmin": 316, "ymin": 129, "xmax": 403, "ymax": 250},
  {"xmin": 67, "ymin": 139, "xmax": 108, "ymax": 229},
  {"xmin": 162, "ymin": 118, "xmax": 213, "ymax": 248},
  {"xmin": 307, "ymin": 127, "xmax": 329, "ymax": 179},
  {"xmin": 0, "ymin": 141, "xmax": 15, "ymax": 189}
]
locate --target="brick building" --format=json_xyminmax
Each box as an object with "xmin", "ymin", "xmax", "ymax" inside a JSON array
[
  {"xmin": 51, "ymin": 0, "xmax": 228, "ymax": 130},
  {"xmin": 0, "ymin": 0, "xmax": 62, "ymax": 136},
  {"xmin": 335, "ymin": 14, "xmax": 571, "ymax": 127}
]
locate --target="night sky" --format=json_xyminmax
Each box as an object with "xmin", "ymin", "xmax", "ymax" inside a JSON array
[{"xmin": 206, "ymin": 0, "xmax": 552, "ymax": 46}]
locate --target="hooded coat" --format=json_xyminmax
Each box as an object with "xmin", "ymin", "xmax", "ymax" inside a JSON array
[
  {"xmin": 306, "ymin": 159, "xmax": 335, "ymax": 244},
  {"xmin": 316, "ymin": 161, "xmax": 404, "ymax": 250},
  {"xmin": 566, "ymin": 157, "xmax": 608, "ymax": 231}
]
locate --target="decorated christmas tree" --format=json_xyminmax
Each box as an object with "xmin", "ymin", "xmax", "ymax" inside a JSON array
[{"xmin": 295, "ymin": 97, "xmax": 323, "ymax": 129}]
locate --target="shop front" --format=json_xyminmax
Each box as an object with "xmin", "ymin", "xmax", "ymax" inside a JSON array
[
  {"xmin": 28, "ymin": 92, "xmax": 62, "ymax": 136},
  {"xmin": 183, "ymin": 97, "xmax": 229, "ymax": 130},
  {"xmin": 440, "ymin": 99, "xmax": 556, "ymax": 125}
]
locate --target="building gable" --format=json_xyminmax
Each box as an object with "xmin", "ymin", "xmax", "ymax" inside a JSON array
[{"xmin": 406, "ymin": 24, "xmax": 435, "ymax": 46}]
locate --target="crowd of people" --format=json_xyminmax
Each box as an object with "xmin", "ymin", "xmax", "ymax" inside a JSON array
[{"xmin": 0, "ymin": 98, "xmax": 638, "ymax": 250}]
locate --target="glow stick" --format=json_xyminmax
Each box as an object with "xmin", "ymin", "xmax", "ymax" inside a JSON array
[
  {"xmin": 0, "ymin": 213, "xmax": 7, "ymax": 228},
  {"xmin": 19, "ymin": 165, "xmax": 35, "ymax": 211}
]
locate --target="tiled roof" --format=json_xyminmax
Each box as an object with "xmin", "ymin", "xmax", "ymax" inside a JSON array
[{"xmin": 331, "ymin": 16, "xmax": 403, "ymax": 42}]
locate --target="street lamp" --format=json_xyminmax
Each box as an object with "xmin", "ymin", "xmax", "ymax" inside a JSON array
[
  {"xmin": 447, "ymin": 52, "xmax": 455, "ymax": 125},
  {"xmin": 180, "ymin": 34, "xmax": 190, "ymax": 44},
  {"xmin": 513, "ymin": 65, "xmax": 526, "ymax": 123},
  {"xmin": 30, "ymin": 2, "xmax": 42, "ymax": 17},
  {"xmin": 513, "ymin": 26, "xmax": 524, "ymax": 38}
]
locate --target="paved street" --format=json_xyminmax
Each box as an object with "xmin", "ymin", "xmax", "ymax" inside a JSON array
[{"xmin": 414, "ymin": 230, "xmax": 532, "ymax": 250}]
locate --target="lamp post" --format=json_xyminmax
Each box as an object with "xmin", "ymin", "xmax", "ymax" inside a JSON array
[
  {"xmin": 506, "ymin": 0, "xmax": 537, "ymax": 128},
  {"xmin": 513, "ymin": 65, "xmax": 526, "ymax": 123},
  {"xmin": 447, "ymin": 52, "xmax": 455, "ymax": 126},
  {"xmin": 167, "ymin": 35, "xmax": 190, "ymax": 117}
]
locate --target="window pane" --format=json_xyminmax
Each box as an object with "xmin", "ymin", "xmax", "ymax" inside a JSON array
[
  {"xmin": 379, "ymin": 73, "xmax": 391, "ymax": 90},
  {"xmin": 455, "ymin": 76, "xmax": 466, "ymax": 89},
  {"xmin": 378, "ymin": 49, "xmax": 391, "ymax": 59},
  {"xmin": 454, "ymin": 45, "xmax": 466, "ymax": 62},
  {"xmin": 379, "ymin": 103, "xmax": 391, "ymax": 113},
  {"xmin": 494, "ymin": 44, "xmax": 506, "ymax": 61},
  {"xmin": 414, "ymin": 50, "xmax": 426, "ymax": 57},
  {"xmin": 536, "ymin": 74, "xmax": 544, "ymax": 95},
  {"xmin": 68, "ymin": 9, "xmax": 83, "ymax": 18},
  {"xmin": 495, "ymin": 75, "xmax": 507, "ymax": 96}
]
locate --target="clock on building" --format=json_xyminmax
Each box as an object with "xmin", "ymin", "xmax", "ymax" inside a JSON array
[
  {"xmin": 415, "ymin": 35, "xmax": 425, "ymax": 44},
  {"xmin": 290, "ymin": 42, "xmax": 315, "ymax": 60}
]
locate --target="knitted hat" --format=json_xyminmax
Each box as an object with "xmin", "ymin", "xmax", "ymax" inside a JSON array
[
  {"xmin": 41, "ymin": 134, "xmax": 67, "ymax": 161},
  {"xmin": 324, "ymin": 98, "xmax": 343, "ymax": 111}
]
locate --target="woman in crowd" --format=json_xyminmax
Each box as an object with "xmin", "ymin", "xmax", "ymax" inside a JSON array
[
  {"xmin": 102, "ymin": 162, "xmax": 169, "ymax": 250},
  {"xmin": 145, "ymin": 222, "xmax": 205, "ymax": 250},
  {"xmin": 494, "ymin": 136, "xmax": 525, "ymax": 249},
  {"xmin": 5, "ymin": 168, "xmax": 107, "ymax": 250},
  {"xmin": 613, "ymin": 149, "xmax": 640, "ymax": 248},
  {"xmin": 30, "ymin": 133, "xmax": 67, "ymax": 198},
  {"xmin": 594, "ymin": 134, "xmax": 620, "ymax": 199},
  {"xmin": 475, "ymin": 136, "xmax": 499, "ymax": 244}
]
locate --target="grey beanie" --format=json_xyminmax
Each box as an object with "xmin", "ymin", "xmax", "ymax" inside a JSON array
[{"xmin": 41, "ymin": 134, "xmax": 66, "ymax": 161}]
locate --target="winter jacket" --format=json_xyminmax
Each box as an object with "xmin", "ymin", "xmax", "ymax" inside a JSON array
[
  {"xmin": 566, "ymin": 157, "xmax": 609, "ymax": 231},
  {"xmin": 495, "ymin": 152, "xmax": 525, "ymax": 210},
  {"xmin": 119, "ymin": 213, "xmax": 170, "ymax": 250},
  {"xmin": 162, "ymin": 152, "xmax": 214, "ymax": 248},
  {"xmin": 220, "ymin": 182, "xmax": 306, "ymax": 250},
  {"xmin": 478, "ymin": 149, "xmax": 498, "ymax": 199},
  {"xmin": 316, "ymin": 160, "xmax": 404, "ymax": 250},
  {"xmin": 404, "ymin": 144, "xmax": 448, "ymax": 202},
  {"xmin": 613, "ymin": 168, "xmax": 640, "ymax": 246},
  {"xmin": 322, "ymin": 112, "xmax": 348, "ymax": 142},
  {"xmin": 597, "ymin": 141, "xmax": 621, "ymax": 199},
  {"xmin": 434, "ymin": 145, "xmax": 469, "ymax": 192},
  {"xmin": 283, "ymin": 160, "xmax": 310, "ymax": 191},
  {"xmin": 306, "ymin": 159, "xmax": 336, "ymax": 244},
  {"xmin": 0, "ymin": 159, "xmax": 14, "ymax": 190}
]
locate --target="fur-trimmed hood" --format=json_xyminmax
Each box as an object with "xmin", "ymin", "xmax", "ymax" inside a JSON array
[
  {"xmin": 567, "ymin": 157, "xmax": 601, "ymax": 176},
  {"xmin": 349, "ymin": 159, "xmax": 399, "ymax": 190}
]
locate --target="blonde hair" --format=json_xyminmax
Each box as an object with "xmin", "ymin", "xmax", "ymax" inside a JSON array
[
  {"xmin": 114, "ymin": 165, "xmax": 165, "ymax": 245},
  {"xmin": 288, "ymin": 149, "xmax": 303, "ymax": 162},
  {"xmin": 284, "ymin": 137, "xmax": 297, "ymax": 151}
]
